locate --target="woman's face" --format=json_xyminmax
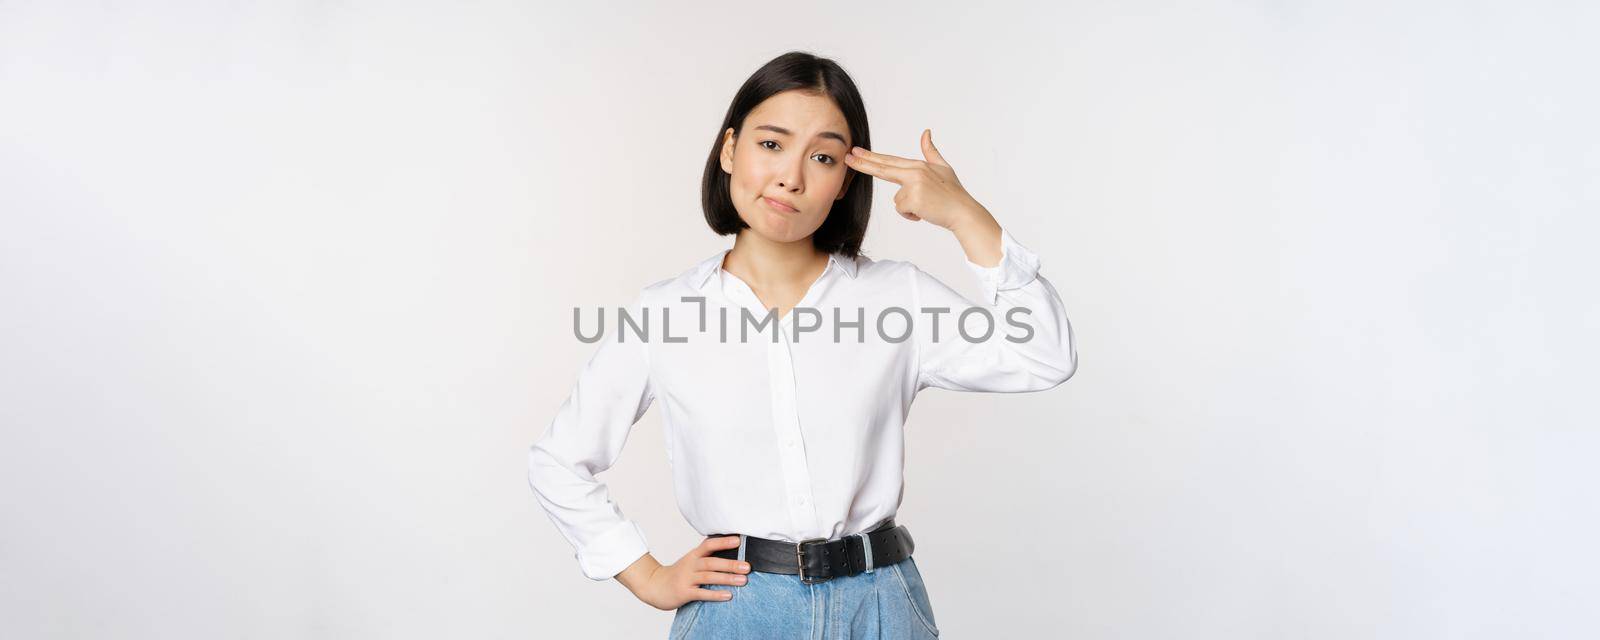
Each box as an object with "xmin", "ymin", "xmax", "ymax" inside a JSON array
[{"xmin": 719, "ymin": 90, "xmax": 854, "ymax": 245}]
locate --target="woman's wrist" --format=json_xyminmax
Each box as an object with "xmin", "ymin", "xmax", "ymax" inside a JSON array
[
  {"xmin": 614, "ymin": 551, "xmax": 661, "ymax": 595},
  {"xmin": 949, "ymin": 205, "xmax": 1003, "ymax": 268}
]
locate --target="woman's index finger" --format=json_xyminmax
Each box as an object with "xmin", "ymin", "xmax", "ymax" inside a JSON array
[
  {"xmin": 844, "ymin": 153, "xmax": 908, "ymax": 184},
  {"xmin": 851, "ymin": 146, "xmax": 919, "ymax": 168}
]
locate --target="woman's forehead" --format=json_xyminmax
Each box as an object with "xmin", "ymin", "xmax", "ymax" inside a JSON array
[{"xmin": 747, "ymin": 91, "xmax": 849, "ymax": 141}]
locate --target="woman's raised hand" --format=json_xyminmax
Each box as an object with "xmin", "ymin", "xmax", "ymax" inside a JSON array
[
  {"xmin": 624, "ymin": 535, "xmax": 752, "ymax": 611},
  {"xmin": 843, "ymin": 128, "xmax": 990, "ymax": 231}
]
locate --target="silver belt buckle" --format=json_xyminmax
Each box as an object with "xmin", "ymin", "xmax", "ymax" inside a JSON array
[{"xmin": 795, "ymin": 537, "xmax": 830, "ymax": 584}]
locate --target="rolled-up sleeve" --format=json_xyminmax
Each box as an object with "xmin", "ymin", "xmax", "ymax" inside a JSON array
[
  {"xmin": 911, "ymin": 227, "xmax": 1078, "ymax": 393},
  {"xmin": 527, "ymin": 294, "xmax": 655, "ymax": 580}
]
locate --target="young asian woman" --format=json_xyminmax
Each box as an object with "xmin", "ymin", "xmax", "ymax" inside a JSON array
[{"xmin": 528, "ymin": 50, "xmax": 1077, "ymax": 639}]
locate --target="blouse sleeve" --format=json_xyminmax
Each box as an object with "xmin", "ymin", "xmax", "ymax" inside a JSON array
[
  {"xmin": 527, "ymin": 293, "xmax": 655, "ymax": 581},
  {"xmin": 910, "ymin": 226, "xmax": 1078, "ymax": 393}
]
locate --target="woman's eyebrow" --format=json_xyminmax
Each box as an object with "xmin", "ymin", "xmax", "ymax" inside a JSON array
[{"xmin": 753, "ymin": 124, "xmax": 848, "ymax": 146}]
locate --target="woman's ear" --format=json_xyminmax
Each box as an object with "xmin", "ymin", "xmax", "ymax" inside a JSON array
[{"xmin": 719, "ymin": 128, "xmax": 736, "ymax": 175}]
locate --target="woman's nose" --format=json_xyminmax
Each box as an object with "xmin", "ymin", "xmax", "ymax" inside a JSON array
[{"xmin": 777, "ymin": 159, "xmax": 803, "ymax": 191}]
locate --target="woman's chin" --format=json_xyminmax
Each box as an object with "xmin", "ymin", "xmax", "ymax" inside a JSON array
[{"xmin": 740, "ymin": 218, "xmax": 796, "ymax": 242}]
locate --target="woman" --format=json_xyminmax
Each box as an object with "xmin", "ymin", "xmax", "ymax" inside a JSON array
[{"xmin": 528, "ymin": 51, "xmax": 1078, "ymax": 639}]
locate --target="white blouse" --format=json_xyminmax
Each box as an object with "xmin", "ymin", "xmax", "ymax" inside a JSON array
[{"xmin": 528, "ymin": 227, "xmax": 1077, "ymax": 580}]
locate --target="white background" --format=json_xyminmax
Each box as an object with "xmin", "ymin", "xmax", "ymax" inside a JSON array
[{"xmin": 3, "ymin": 1, "xmax": 1596, "ymax": 638}]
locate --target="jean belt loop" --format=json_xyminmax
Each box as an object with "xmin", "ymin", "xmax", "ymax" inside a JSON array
[
  {"xmin": 737, "ymin": 534, "xmax": 747, "ymax": 563},
  {"xmin": 857, "ymin": 532, "xmax": 874, "ymax": 574}
]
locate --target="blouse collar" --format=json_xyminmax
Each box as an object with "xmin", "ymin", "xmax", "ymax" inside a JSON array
[{"xmin": 691, "ymin": 248, "xmax": 858, "ymax": 291}]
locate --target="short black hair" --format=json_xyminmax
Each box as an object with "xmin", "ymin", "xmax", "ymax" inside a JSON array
[{"xmin": 701, "ymin": 51, "xmax": 872, "ymax": 259}]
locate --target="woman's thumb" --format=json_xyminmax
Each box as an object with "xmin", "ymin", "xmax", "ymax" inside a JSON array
[{"xmin": 921, "ymin": 128, "xmax": 949, "ymax": 167}]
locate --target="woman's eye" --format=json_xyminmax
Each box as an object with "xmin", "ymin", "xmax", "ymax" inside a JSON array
[{"xmin": 758, "ymin": 140, "xmax": 833, "ymax": 165}]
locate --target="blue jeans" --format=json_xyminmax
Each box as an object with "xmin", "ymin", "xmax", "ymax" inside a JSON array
[{"xmin": 668, "ymin": 548, "xmax": 940, "ymax": 639}]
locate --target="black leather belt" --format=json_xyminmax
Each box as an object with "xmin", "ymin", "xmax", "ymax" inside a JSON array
[{"xmin": 708, "ymin": 518, "xmax": 914, "ymax": 585}]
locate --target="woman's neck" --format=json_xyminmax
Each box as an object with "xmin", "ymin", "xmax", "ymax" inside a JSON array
[{"xmin": 722, "ymin": 231, "xmax": 828, "ymax": 291}]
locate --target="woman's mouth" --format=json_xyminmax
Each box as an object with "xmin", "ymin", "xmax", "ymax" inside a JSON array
[{"xmin": 762, "ymin": 197, "xmax": 798, "ymax": 213}]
